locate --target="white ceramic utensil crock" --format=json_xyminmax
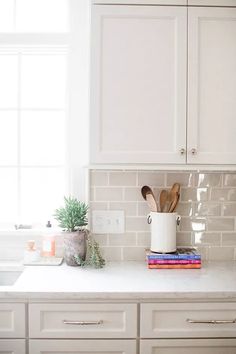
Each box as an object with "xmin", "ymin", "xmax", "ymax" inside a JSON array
[{"xmin": 147, "ymin": 212, "xmax": 181, "ymax": 253}]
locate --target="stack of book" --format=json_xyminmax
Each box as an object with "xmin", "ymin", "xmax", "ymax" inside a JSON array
[{"xmin": 146, "ymin": 248, "xmax": 201, "ymax": 269}]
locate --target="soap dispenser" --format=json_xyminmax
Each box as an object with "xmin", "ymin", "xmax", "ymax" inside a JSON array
[{"xmin": 42, "ymin": 221, "xmax": 56, "ymax": 257}]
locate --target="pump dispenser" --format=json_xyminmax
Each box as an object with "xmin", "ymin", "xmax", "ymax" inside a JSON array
[{"xmin": 42, "ymin": 221, "xmax": 56, "ymax": 257}]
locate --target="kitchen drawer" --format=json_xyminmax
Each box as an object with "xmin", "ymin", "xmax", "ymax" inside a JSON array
[
  {"xmin": 29, "ymin": 303, "xmax": 137, "ymax": 338},
  {"xmin": 140, "ymin": 303, "xmax": 236, "ymax": 338},
  {"xmin": 0, "ymin": 339, "xmax": 25, "ymax": 354},
  {"xmin": 0, "ymin": 303, "xmax": 25, "ymax": 338},
  {"xmin": 29, "ymin": 339, "xmax": 136, "ymax": 354},
  {"xmin": 140, "ymin": 339, "xmax": 236, "ymax": 354}
]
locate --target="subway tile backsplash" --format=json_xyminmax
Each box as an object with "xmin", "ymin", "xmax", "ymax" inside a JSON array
[{"xmin": 90, "ymin": 170, "xmax": 236, "ymax": 262}]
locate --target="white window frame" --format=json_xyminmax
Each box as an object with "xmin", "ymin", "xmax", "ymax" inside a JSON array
[{"xmin": 0, "ymin": 0, "xmax": 90, "ymax": 233}]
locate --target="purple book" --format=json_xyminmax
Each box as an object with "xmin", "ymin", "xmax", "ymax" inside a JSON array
[{"xmin": 148, "ymin": 259, "xmax": 201, "ymax": 265}]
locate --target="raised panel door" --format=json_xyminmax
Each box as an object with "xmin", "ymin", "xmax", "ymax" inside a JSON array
[
  {"xmin": 188, "ymin": 7, "xmax": 236, "ymax": 164},
  {"xmin": 140, "ymin": 339, "xmax": 236, "ymax": 354},
  {"xmin": 90, "ymin": 5, "xmax": 187, "ymax": 164}
]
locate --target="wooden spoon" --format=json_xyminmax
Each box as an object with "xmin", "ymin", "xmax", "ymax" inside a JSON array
[
  {"xmin": 168, "ymin": 192, "xmax": 180, "ymax": 213},
  {"xmin": 141, "ymin": 185, "xmax": 159, "ymax": 212},
  {"xmin": 159, "ymin": 189, "xmax": 168, "ymax": 212}
]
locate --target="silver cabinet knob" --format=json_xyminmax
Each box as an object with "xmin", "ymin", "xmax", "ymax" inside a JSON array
[
  {"xmin": 191, "ymin": 148, "xmax": 197, "ymax": 155},
  {"xmin": 180, "ymin": 148, "xmax": 185, "ymax": 155}
]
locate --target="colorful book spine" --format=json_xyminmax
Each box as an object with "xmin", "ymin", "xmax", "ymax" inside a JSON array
[
  {"xmin": 147, "ymin": 254, "xmax": 201, "ymax": 260},
  {"xmin": 148, "ymin": 264, "xmax": 201, "ymax": 269},
  {"xmin": 148, "ymin": 259, "xmax": 201, "ymax": 265}
]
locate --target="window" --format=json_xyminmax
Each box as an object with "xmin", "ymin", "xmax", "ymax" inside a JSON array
[{"xmin": 0, "ymin": 0, "xmax": 89, "ymax": 229}]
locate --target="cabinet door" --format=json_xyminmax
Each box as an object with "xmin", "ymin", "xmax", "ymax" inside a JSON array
[
  {"xmin": 29, "ymin": 340, "xmax": 136, "ymax": 354},
  {"xmin": 188, "ymin": 0, "xmax": 236, "ymax": 5},
  {"xmin": 91, "ymin": 5, "xmax": 187, "ymax": 164},
  {"xmin": 188, "ymin": 7, "xmax": 236, "ymax": 164},
  {"xmin": 0, "ymin": 340, "xmax": 25, "ymax": 354},
  {"xmin": 0, "ymin": 303, "xmax": 25, "ymax": 338},
  {"xmin": 140, "ymin": 339, "xmax": 236, "ymax": 354}
]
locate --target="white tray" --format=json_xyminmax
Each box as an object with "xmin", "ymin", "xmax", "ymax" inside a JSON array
[{"xmin": 23, "ymin": 257, "xmax": 63, "ymax": 266}]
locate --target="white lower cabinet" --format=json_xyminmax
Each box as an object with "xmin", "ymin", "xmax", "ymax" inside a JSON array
[
  {"xmin": 0, "ymin": 304, "xmax": 25, "ymax": 338},
  {"xmin": 0, "ymin": 339, "xmax": 25, "ymax": 354},
  {"xmin": 29, "ymin": 339, "xmax": 136, "ymax": 354},
  {"xmin": 140, "ymin": 339, "xmax": 236, "ymax": 354}
]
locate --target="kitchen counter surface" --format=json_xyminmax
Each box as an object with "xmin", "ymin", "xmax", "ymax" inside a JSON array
[{"xmin": 1, "ymin": 261, "xmax": 236, "ymax": 301}]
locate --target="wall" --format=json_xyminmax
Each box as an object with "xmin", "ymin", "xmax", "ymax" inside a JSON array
[{"xmin": 90, "ymin": 170, "xmax": 236, "ymax": 261}]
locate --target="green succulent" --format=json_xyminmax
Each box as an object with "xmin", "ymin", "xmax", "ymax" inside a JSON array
[{"xmin": 54, "ymin": 196, "xmax": 89, "ymax": 232}]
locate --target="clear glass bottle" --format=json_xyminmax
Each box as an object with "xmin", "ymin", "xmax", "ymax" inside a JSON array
[{"xmin": 24, "ymin": 240, "xmax": 40, "ymax": 263}]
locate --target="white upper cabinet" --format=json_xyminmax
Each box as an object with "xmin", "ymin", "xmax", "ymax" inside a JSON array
[
  {"xmin": 188, "ymin": 7, "xmax": 236, "ymax": 164},
  {"xmin": 90, "ymin": 5, "xmax": 187, "ymax": 164},
  {"xmin": 93, "ymin": 0, "xmax": 187, "ymax": 4},
  {"xmin": 188, "ymin": 0, "xmax": 236, "ymax": 6}
]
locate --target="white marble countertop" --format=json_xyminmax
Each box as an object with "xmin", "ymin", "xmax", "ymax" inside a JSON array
[{"xmin": 1, "ymin": 261, "xmax": 236, "ymax": 301}]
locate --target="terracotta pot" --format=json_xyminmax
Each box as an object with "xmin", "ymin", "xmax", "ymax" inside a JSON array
[{"xmin": 63, "ymin": 230, "xmax": 87, "ymax": 266}]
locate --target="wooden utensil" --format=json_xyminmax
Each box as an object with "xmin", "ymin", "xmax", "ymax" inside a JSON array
[
  {"xmin": 168, "ymin": 192, "xmax": 180, "ymax": 213},
  {"xmin": 159, "ymin": 189, "xmax": 168, "ymax": 212},
  {"xmin": 141, "ymin": 185, "xmax": 159, "ymax": 212}
]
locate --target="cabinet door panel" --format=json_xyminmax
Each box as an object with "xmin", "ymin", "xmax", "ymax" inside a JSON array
[
  {"xmin": 29, "ymin": 303, "xmax": 137, "ymax": 338},
  {"xmin": 0, "ymin": 340, "xmax": 25, "ymax": 354},
  {"xmin": 188, "ymin": 7, "xmax": 236, "ymax": 164},
  {"xmin": 29, "ymin": 339, "xmax": 136, "ymax": 354},
  {"xmin": 0, "ymin": 304, "xmax": 25, "ymax": 338},
  {"xmin": 188, "ymin": 0, "xmax": 236, "ymax": 5},
  {"xmin": 140, "ymin": 302, "xmax": 236, "ymax": 338},
  {"xmin": 91, "ymin": 5, "xmax": 187, "ymax": 163},
  {"xmin": 140, "ymin": 339, "xmax": 236, "ymax": 354}
]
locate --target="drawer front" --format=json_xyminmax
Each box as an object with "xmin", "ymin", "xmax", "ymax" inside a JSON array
[
  {"xmin": 141, "ymin": 303, "xmax": 236, "ymax": 338},
  {"xmin": 140, "ymin": 339, "xmax": 236, "ymax": 354},
  {"xmin": 29, "ymin": 303, "xmax": 137, "ymax": 338},
  {"xmin": 0, "ymin": 304, "xmax": 25, "ymax": 338},
  {"xmin": 0, "ymin": 339, "xmax": 25, "ymax": 354},
  {"xmin": 29, "ymin": 339, "xmax": 136, "ymax": 354}
]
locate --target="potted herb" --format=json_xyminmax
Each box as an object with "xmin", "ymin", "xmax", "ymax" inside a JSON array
[{"xmin": 54, "ymin": 196, "xmax": 89, "ymax": 266}]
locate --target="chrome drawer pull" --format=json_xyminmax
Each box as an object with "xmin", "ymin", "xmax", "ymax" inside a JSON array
[
  {"xmin": 187, "ymin": 319, "xmax": 236, "ymax": 324},
  {"xmin": 63, "ymin": 320, "xmax": 103, "ymax": 325}
]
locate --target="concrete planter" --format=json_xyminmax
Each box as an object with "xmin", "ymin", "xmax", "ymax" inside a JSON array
[{"xmin": 63, "ymin": 230, "xmax": 87, "ymax": 266}]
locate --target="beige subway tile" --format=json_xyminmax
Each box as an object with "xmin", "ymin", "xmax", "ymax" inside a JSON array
[
  {"xmin": 95, "ymin": 187, "xmax": 123, "ymax": 201},
  {"xmin": 209, "ymin": 246, "xmax": 234, "ymax": 261},
  {"xmin": 176, "ymin": 232, "xmax": 192, "ymax": 246},
  {"xmin": 124, "ymin": 187, "xmax": 143, "ymax": 201},
  {"xmin": 90, "ymin": 171, "xmax": 108, "ymax": 186},
  {"xmin": 194, "ymin": 202, "xmax": 221, "ymax": 217},
  {"xmin": 137, "ymin": 232, "xmax": 151, "ymax": 247},
  {"xmin": 193, "ymin": 232, "xmax": 221, "ymax": 246},
  {"xmin": 90, "ymin": 187, "xmax": 95, "ymax": 201},
  {"xmin": 137, "ymin": 172, "xmax": 165, "ymax": 187},
  {"xmin": 194, "ymin": 246, "xmax": 208, "ymax": 261},
  {"xmin": 210, "ymin": 188, "xmax": 236, "ymax": 201},
  {"xmin": 109, "ymin": 171, "xmax": 136, "ymax": 186},
  {"xmin": 223, "ymin": 203, "xmax": 236, "ymax": 216},
  {"xmin": 108, "ymin": 233, "xmax": 136, "ymax": 246},
  {"xmin": 180, "ymin": 218, "xmax": 206, "ymax": 232},
  {"xmin": 223, "ymin": 174, "xmax": 236, "ymax": 187},
  {"xmin": 123, "ymin": 247, "xmax": 146, "ymax": 261},
  {"xmin": 126, "ymin": 217, "xmax": 149, "ymax": 232},
  {"xmin": 208, "ymin": 217, "xmax": 234, "ymax": 231},
  {"xmin": 222, "ymin": 233, "xmax": 236, "ymax": 246},
  {"xmin": 89, "ymin": 202, "xmax": 108, "ymax": 211},
  {"xmin": 100, "ymin": 247, "xmax": 122, "ymax": 261},
  {"xmin": 138, "ymin": 202, "xmax": 150, "ymax": 216},
  {"xmin": 92, "ymin": 234, "xmax": 108, "ymax": 246},
  {"xmin": 109, "ymin": 202, "xmax": 136, "ymax": 216},
  {"xmin": 181, "ymin": 188, "xmax": 208, "ymax": 202},
  {"xmin": 166, "ymin": 172, "xmax": 194, "ymax": 187},
  {"xmin": 195, "ymin": 173, "xmax": 222, "ymax": 187},
  {"xmin": 175, "ymin": 202, "xmax": 193, "ymax": 216}
]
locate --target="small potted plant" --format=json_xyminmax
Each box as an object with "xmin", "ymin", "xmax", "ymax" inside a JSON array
[{"xmin": 54, "ymin": 196, "xmax": 89, "ymax": 266}]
